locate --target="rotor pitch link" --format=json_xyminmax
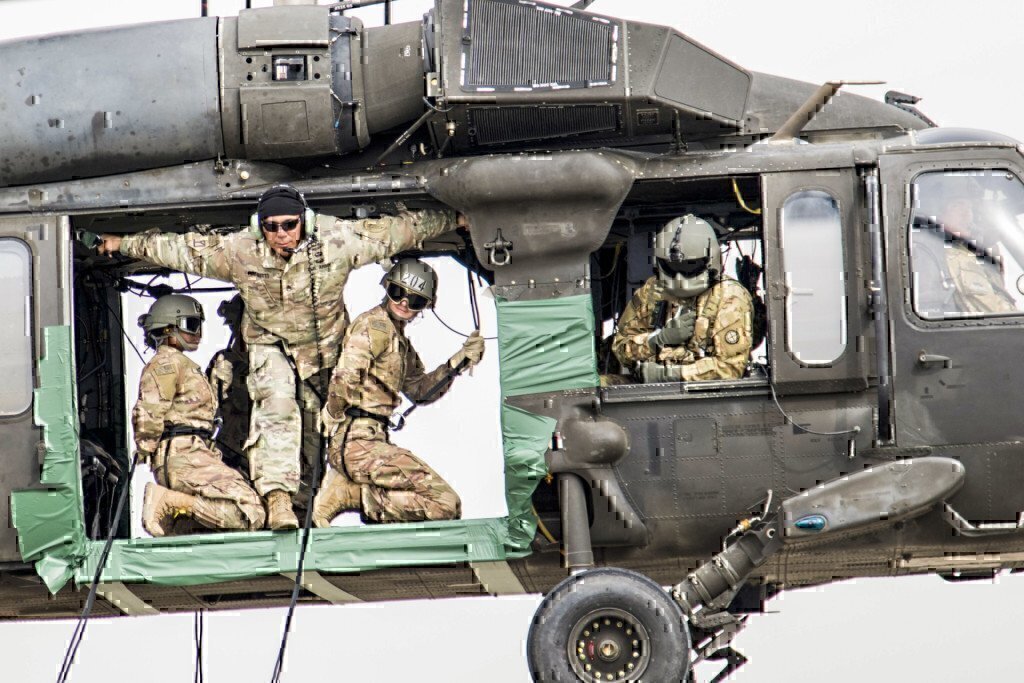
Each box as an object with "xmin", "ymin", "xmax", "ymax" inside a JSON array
[{"xmin": 671, "ymin": 524, "xmax": 782, "ymax": 616}]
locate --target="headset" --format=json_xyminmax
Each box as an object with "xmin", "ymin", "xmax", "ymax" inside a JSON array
[{"xmin": 249, "ymin": 184, "xmax": 317, "ymax": 242}]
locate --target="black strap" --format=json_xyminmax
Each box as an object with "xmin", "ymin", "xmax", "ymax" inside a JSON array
[
  {"xmin": 344, "ymin": 407, "xmax": 389, "ymax": 426},
  {"xmin": 161, "ymin": 425, "xmax": 214, "ymax": 441}
]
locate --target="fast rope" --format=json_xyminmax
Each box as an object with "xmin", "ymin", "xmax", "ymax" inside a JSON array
[
  {"xmin": 193, "ymin": 610, "xmax": 206, "ymax": 683},
  {"xmin": 57, "ymin": 455, "xmax": 140, "ymax": 683},
  {"xmin": 756, "ymin": 363, "xmax": 860, "ymax": 437},
  {"xmin": 270, "ymin": 222, "xmax": 329, "ymax": 683}
]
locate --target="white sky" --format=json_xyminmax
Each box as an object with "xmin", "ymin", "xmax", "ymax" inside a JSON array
[{"xmin": 4, "ymin": 1, "xmax": 1024, "ymax": 682}]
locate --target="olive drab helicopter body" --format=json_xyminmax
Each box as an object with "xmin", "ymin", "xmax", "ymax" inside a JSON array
[{"xmin": 2, "ymin": 0, "xmax": 1024, "ymax": 680}]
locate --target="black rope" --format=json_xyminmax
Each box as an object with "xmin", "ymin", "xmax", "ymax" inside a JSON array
[
  {"xmin": 100, "ymin": 296, "xmax": 146, "ymax": 364},
  {"xmin": 270, "ymin": 229, "xmax": 329, "ymax": 683},
  {"xmin": 57, "ymin": 456, "xmax": 139, "ymax": 683},
  {"xmin": 193, "ymin": 610, "xmax": 205, "ymax": 683}
]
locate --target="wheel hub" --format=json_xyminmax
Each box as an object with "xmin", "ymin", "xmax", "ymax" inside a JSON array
[{"xmin": 568, "ymin": 608, "xmax": 650, "ymax": 682}]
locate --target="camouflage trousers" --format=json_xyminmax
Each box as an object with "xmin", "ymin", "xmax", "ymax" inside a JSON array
[
  {"xmin": 245, "ymin": 344, "xmax": 325, "ymax": 503},
  {"xmin": 329, "ymin": 417, "xmax": 461, "ymax": 523},
  {"xmin": 153, "ymin": 435, "xmax": 265, "ymax": 531}
]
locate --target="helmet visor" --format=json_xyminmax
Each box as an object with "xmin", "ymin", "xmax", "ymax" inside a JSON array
[
  {"xmin": 657, "ymin": 255, "xmax": 710, "ymax": 278},
  {"xmin": 177, "ymin": 315, "xmax": 204, "ymax": 335},
  {"xmin": 386, "ymin": 283, "xmax": 431, "ymax": 311}
]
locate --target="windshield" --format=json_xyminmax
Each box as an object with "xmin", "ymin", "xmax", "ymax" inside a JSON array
[{"xmin": 909, "ymin": 169, "xmax": 1024, "ymax": 320}]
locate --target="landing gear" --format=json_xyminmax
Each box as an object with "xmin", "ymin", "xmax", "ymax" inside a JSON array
[{"xmin": 527, "ymin": 568, "xmax": 691, "ymax": 682}]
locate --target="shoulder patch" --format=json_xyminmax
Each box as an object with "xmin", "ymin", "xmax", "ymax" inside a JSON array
[
  {"xmin": 725, "ymin": 330, "xmax": 740, "ymax": 345},
  {"xmin": 370, "ymin": 319, "xmax": 389, "ymax": 332},
  {"xmin": 155, "ymin": 364, "xmax": 176, "ymax": 376},
  {"xmin": 155, "ymin": 371, "xmax": 178, "ymax": 401}
]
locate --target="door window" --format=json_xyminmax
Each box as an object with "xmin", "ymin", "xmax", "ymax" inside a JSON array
[
  {"xmin": 909, "ymin": 170, "xmax": 1024, "ymax": 320},
  {"xmin": 0, "ymin": 239, "xmax": 33, "ymax": 415},
  {"xmin": 780, "ymin": 190, "xmax": 847, "ymax": 365}
]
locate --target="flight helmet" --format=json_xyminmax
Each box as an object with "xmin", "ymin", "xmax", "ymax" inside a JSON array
[
  {"xmin": 654, "ymin": 215, "xmax": 722, "ymax": 299},
  {"xmin": 139, "ymin": 294, "xmax": 205, "ymax": 350},
  {"xmin": 382, "ymin": 258, "xmax": 438, "ymax": 311}
]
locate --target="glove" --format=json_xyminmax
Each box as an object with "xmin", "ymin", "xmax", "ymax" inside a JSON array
[
  {"xmin": 450, "ymin": 331, "xmax": 485, "ymax": 370},
  {"xmin": 647, "ymin": 308, "xmax": 696, "ymax": 350},
  {"xmin": 637, "ymin": 361, "xmax": 684, "ymax": 384},
  {"xmin": 209, "ymin": 356, "xmax": 234, "ymax": 401},
  {"xmin": 320, "ymin": 404, "xmax": 347, "ymax": 437}
]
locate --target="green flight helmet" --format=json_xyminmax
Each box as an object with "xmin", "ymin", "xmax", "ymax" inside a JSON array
[
  {"xmin": 382, "ymin": 258, "xmax": 438, "ymax": 311},
  {"xmin": 654, "ymin": 214, "xmax": 723, "ymax": 299},
  {"xmin": 138, "ymin": 294, "xmax": 205, "ymax": 350}
]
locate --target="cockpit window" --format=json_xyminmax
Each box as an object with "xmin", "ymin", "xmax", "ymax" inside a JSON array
[
  {"xmin": 909, "ymin": 170, "xmax": 1024, "ymax": 320},
  {"xmin": 0, "ymin": 238, "xmax": 33, "ymax": 415},
  {"xmin": 780, "ymin": 190, "xmax": 847, "ymax": 365}
]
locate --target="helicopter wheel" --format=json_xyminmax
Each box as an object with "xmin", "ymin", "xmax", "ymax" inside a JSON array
[{"xmin": 527, "ymin": 567, "xmax": 691, "ymax": 682}]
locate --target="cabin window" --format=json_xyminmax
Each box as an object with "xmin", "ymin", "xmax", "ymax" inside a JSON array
[
  {"xmin": 909, "ymin": 170, "xmax": 1024, "ymax": 320},
  {"xmin": 0, "ymin": 238, "xmax": 33, "ymax": 415},
  {"xmin": 780, "ymin": 190, "xmax": 847, "ymax": 365}
]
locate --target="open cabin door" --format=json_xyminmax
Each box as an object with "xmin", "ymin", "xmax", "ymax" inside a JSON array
[
  {"xmin": 881, "ymin": 147, "xmax": 1024, "ymax": 448},
  {"xmin": 761, "ymin": 169, "xmax": 872, "ymax": 395},
  {"xmin": 0, "ymin": 215, "xmax": 73, "ymax": 562}
]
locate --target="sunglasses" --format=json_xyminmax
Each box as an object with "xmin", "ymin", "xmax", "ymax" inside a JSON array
[
  {"xmin": 261, "ymin": 218, "xmax": 301, "ymax": 233},
  {"xmin": 386, "ymin": 283, "xmax": 431, "ymax": 311}
]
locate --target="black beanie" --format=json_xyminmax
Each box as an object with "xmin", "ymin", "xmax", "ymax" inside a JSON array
[{"xmin": 257, "ymin": 186, "xmax": 305, "ymax": 219}]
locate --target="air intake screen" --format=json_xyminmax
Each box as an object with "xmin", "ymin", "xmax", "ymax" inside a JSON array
[
  {"xmin": 468, "ymin": 105, "xmax": 620, "ymax": 146},
  {"xmin": 463, "ymin": 0, "xmax": 617, "ymax": 91}
]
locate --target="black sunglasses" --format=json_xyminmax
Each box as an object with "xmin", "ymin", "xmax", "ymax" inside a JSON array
[
  {"xmin": 261, "ymin": 218, "xmax": 301, "ymax": 233},
  {"xmin": 386, "ymin": 283, "xmax": 430, "ymax": 311}
]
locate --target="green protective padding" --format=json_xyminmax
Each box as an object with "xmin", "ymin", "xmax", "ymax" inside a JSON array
[
  {"xmin": 75, "ymin": 519, "xmax": 509, "ymax": 586},
  {"xmin": 10, "ymin": 326, "xmax": 87, "ymax": 593},
  {"xmin": 22, "ymin": 295, "xmax": 599, "ymax": 591},
  {"xmin": 496, "ymin": 294, "xmax": 600, "ymax": 552},
  {"xmin": 496, "ymin": 295, "xmax": 600, "ymax": 397}
]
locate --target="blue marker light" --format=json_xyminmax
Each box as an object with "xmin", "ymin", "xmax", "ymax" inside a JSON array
[{"xmin": 794, "ymin": 515, "xmax": 828, "ymax": 531}]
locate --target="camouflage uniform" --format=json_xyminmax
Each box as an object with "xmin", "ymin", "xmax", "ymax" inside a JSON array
[
  {"xmin": 120, "ymin": 209, "xmax": 455, "ymax": 497},
  {"xmin": 325, "ymin": 304, "xmax": 461, "ymax": 522},
  {"xmin": 612, "ymin": 276, "xmax": 753, "ymax": 381},
  {"xmin": 133, "ymin": 345, "xmax": 265, "ymax": 531},
  {"xmin": 946, "ymin": 243, "xmax": 1017, "ymax": 314}
]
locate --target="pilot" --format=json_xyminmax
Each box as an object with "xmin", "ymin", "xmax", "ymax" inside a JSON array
[
  {"xmin": 612, "ymin": 215, "xmax": 753, "ymax": 383},
  {"xmin": 313, "ymin": 258, "xmax": 484, "ymax": 526},
  {"xmin": 98, "ymin": 186, "xmax": 463, "ymax": 530},
  {"xmin": 133, "ymin": 295, "xmax": 265, "ymax": 536},
  {"xmin": 934, "ymin": 187, "xmax": 1016, "ymax": 315}
]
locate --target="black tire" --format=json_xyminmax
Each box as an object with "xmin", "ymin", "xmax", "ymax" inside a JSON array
[{"xmin": 527, "ymin": 567, "xmax": 692, "ymax": 682}]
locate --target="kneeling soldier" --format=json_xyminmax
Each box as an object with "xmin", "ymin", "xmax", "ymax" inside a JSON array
[
  {"xmin": 134, "ymin": 295, "xmax": 266, "ymax": 535},
  {"xmin": 314, "ymin": 259, "xmax": 484, "ymax": 525}
]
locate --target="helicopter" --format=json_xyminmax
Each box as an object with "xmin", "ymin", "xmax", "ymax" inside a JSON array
[{"xmin": 2, "ymin": 1, "xmax": 1024, "ymax": 681}]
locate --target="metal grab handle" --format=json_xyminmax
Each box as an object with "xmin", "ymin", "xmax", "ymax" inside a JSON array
[{"xmin": 917, "ymin": 351, "xmax": 952, "ymax": 368}]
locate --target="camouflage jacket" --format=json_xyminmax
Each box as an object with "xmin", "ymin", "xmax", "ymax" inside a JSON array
[
  {"xmin": 120, "ymin": 209, "xmax": 456, "ymax": 379},
  {"xmin": 132, "ymin": 345, "xmax": 217, "ymax": 459},
  {"xmin": 326, "ymin": 304, "xmax": 455, "ymax": 420},
  {"xmin": 612, "ymin": 276, "xmax": 753, "ymax": 381},
  {"xmin": 946, "ymin": 243, "xmax": 1017, "ymax": 314}
]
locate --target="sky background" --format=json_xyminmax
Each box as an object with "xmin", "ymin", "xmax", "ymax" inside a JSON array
[{"xmin": 3, "ymin": 0, "xmax": 1024, "ymax": 681}]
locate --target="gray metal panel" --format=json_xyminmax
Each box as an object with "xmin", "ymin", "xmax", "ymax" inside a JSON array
[
  {"xmin": 0, "ymin": 18, "xmax": 222, "ymax": 187},
  {"xmin": 0, "ymin": 215, "xmax": 69, "ymax": 562},
  {"xmin": 236, "ymin": 4, "xmax": 329, "ymax": 49},
  {"xmin": 361, "ymin": 22, "xmax": 428, "ymax": 134},
  {"xmin": 239, "ymin": 84, "xmax": 338, "ymax": 158},
  {"xmin": 653, "ymin": 34, "xmax": 749, "ymax": 123}
]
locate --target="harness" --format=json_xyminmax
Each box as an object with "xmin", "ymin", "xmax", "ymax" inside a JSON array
[
  {"xmin": 344, "ymin": 407, "xmax": 390, "ymax": 427},
  {"xmin": 160, "ymin": 425, "xmax": 215, "ymax": 442}
]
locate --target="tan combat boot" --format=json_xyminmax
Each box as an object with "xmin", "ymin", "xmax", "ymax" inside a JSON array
[
  {"xmin": 312, "ymin": 467, "xmax": 362, "ymax": 528},
  {"xmin": 266, "ymin": 490, "xmax": 299, "ymax": 530},
  {"xmin": 142, "ymin": 483, "xmax": 196, "ymax": 537}
]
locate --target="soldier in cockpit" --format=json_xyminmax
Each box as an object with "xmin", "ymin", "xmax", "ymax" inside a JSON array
[
  {"xmin": 911, "ymin": 181, "xmax": 1017, "ymax": 317},
  {"xmin": 613, "ymin": 215, "xmax": 753, "ymax": 383}
]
